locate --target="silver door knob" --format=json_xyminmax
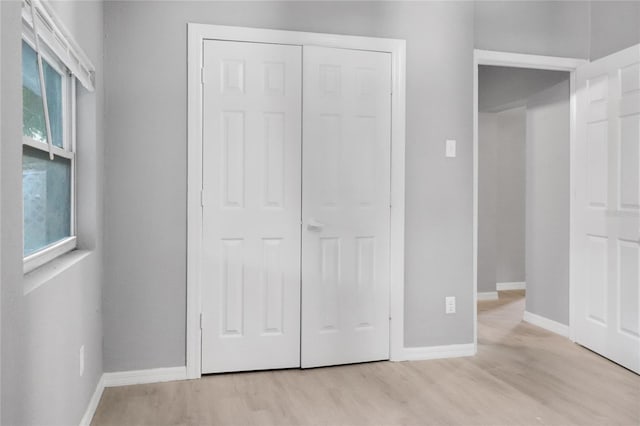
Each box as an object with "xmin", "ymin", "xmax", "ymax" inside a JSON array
[{"xmin": 307, "ymin": 218, "xmax": 325, "ymax": 232}]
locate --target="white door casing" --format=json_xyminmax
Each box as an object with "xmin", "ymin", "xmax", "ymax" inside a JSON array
[
  {"xmin": 301, "ymin": 46, "xmax": 392, "ymax": 368},
  {"xmin": 201, "ymin": 40, "xmax": 302, "ymax": 373},
  {"xmin": 574, "ymin": 44, "xmax": 640, "ymax": 373}
]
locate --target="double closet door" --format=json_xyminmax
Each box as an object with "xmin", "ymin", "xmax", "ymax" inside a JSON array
[{"xmin": 200, "ymin": 40, "xmax": 392, "ymax": 373}]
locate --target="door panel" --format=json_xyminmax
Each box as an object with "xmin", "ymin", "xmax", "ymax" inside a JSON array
[
  {"xmin": 574, "ymin": 44, "xmax": 640, "ymax": 373},
  {"xmin": 201, "ymin": 40, "xmax": 302, "ymax": 374},
  {"xmin": 301, "ymin": 46, "xmax": 392, "ymax": 368}
]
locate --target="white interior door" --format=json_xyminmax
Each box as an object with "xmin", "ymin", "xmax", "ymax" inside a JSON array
[
  {"xmin": 574, "ymin": 44, "xmax": 640, "ymax": 373},
  {"xmin": 301, "ymin": 46, "xmax": 392, "ymax": 368},
  {"xmin": 201, "ymin": 40, "xmax": 302, "ymax": 373}
]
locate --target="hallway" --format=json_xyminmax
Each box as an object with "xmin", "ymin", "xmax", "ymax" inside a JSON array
[{"xmin": 91, "ymin": 290, "xmax": 640, "ymax": 425}]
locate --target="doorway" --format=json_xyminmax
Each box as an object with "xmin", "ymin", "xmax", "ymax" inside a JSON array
[
  {"xmin": 473, "ymin": 52, "xmax": 585, "ymax": 355},
  {"xmin": 477, "ymin": 64, "xmax": 571, "ymax": 339},
  {"xmin": 473, "ymin": 48, "xmax": 640, "ymax": 374},
  {"xmin": 187, "ymin": 25, "xmax": 407, "ymax": 379}
]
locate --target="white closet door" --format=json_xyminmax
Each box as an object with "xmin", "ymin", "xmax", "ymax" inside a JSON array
[
  {"xmin": 574, "ymin": 44, "xmax": 640, "ymax": 373},
  {"xmin": 301, "ymin": 46, "xmax": 392, "ymax": 368},
  {"xmin": 201, "ymin": 40, "xmax": 302, "ymax": 373}
]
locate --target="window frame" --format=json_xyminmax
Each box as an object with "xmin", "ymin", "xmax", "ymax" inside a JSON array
[{"xmin": 22, "ymin": 26, "xmax": 77, "ymax": 274}]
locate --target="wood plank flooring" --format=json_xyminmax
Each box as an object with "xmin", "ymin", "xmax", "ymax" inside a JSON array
[{"xmin": 92, "ymin": 291, "xmax": 640, "ymax": 425}]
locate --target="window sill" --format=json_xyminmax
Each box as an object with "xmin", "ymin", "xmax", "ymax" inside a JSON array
[
  {"xmin": 24, "ymin": 237, "xmax": 77, "ymax": 274},
  {"xmin": 24, "ymin": 249, "xmax": 92, "ymax": 295}
]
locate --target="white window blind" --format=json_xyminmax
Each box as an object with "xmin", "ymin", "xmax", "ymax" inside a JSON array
[{"xmin": 21, "ymin": 0, "xmax": 95, "ymax": 92}]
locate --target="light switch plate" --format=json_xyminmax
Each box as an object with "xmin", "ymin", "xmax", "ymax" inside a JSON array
[
  {"xmin": 445, "ymin": 296, "xmax": 456, "ymax": 314},
  {"xmin": 445, "ymin": 139, "xmax": 456, "ymax": 158},
  {"xmin": 79, "ymin": 345, "xmax": 85, "ymax": 377}
]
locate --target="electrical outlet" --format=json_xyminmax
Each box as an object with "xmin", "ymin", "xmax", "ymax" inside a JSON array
[
  {"xmin": 445, "ymin": 296, "xmax": 456, "ymax": 314},
  {"xmin": 79, "ymin": 345, "xmax": 85, "ymax": 377}
]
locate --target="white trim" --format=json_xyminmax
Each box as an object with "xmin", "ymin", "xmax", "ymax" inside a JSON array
[
  {"xmin": 23, "ymin": 136, "xmax": 74, "ymax": 160},
  {"xmin": 79, "ymin": 375, "xmax": 105, "ymax": 426},
  {"xmin": 70, "ymin": 77, "xmax": 77, "ymax": 237},
  {"xmin": 187, "ymin": 24, "xmax": 406, "ymax": 378},
  {"xmin": 24, "ymin": 249, "xmax": 90, "ymax": 295},
  {"xmin": 102, "ymin": 366, "xmax": 188, "ymax": 388},
  {"xmin": 397, "ymin": 344, "xmax": 476, "ymax": 362},
  {"xmin": 29, "ymin": 0, "xmax": 54, "ymax": 160},
  {"xmin": 474, "ymin": 49, "xmax": 587, "ymax": 72},
  {"xmin": 523, "ymin": 311, "xmax": 570, "ymax": 337},
  {"xmin": 496, "ymin": 281, "xmax": 526, "ymax": 291},
  {"xmin": 388, "ymin": 34, "xmax": 407, "ymax": 364},
  {"xmin": 473, "ymin": 49, "xmax": 587, "ymax": 350},
  {"xmin": 477, "ymin": 291, "xmax": 499, "ymax": 301},
  {"xmin": 0, "ymin": 4, "xmax": 3, "ymax": 422},
  {"xmin": 21, "ymin": 0, "xmax": 95, "ymax": 91},
  {"xmin": 473, "ymin": 50, "xmax": 479, "ymax": 352},
  {"xmin": 568, "ymin": 69, "xmax": 578, "ymax": 343},
  {"xmin": 186, "ymin": 23, "xmax": 203, "ymax": 381},
  {"xmin": 23, "ymin": 236, "xmax": 77, "ymax": 274},
  {"xmin": 79, "ymin": 367, "xmax": 187, "ymax": 426}
]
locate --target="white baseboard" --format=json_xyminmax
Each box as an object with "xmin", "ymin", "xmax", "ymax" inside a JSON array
[
  {"xmin": 80, "ymin": 366, "xmax": 187, "ymax": 426},
  {"xmin": 523, "ymin": 311, "xmax": 569, "ymax": 337},
  {"xmin": 477, "ymin": 291, "xmax": 499, "ymax": 301},
  {"xmin": 497, "ymin": 281, "xmax": 526, "ymax": 291},
  {"xmin": 398, "ymin": 343, "xmax": 476, "ymax": 361},
  {"xmin": 79, "ymin": 375, "xmax": 105, "ymax": 426},
  {"xmin": 102, "ymin": 366, "xmax": 188, "ymax": 388}
]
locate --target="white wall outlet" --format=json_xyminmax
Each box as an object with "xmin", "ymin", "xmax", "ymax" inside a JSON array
[
  {"xmin": 79, "ymin": 345, "xmax": 85, "ymax": 377},
  {"xmin": 445, "ymin": 296, "xmax": 456, "ymax": 314},
  {"xmin": 445, "ymin": 139, "xmax": 457, "ymax": 158}
]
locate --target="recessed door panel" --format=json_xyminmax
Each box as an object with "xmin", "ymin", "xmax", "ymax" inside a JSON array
[
  {"xmin": 320, "ymin": 237, "xmax": 341, "ymax": 331},
  {"xmin": 621, "ymin": 63, "xmax": 640, "ymax": 94},
  {"xmin": 263, "ymin": 113, "xmax": 286, "ymax": 208},
  {"xmin": 201, "ymin": 40, "xmax": 302, "ymax": 373},
  {"xmin": 261, "ymin": 238, "xmax": 285, "ymax": 335},
  {"xmin": 618, "ymin": 239, "xmax": 640, "ymax": 338},
  {"xmin": 220, "ymin": 239, "xmax": 245, "ymax": 336},
  {"xmin": 586, "ymin": 235, "xmax": 608, "ymax": 325},
  {"xmin": 586, "ymin": 122, "xmax": 608, "ymax": 208},
  {"xmin": 356, "ymin": 236, "xmax": 376, "ymax": 329},
  {"xmin": 221, "ymin": 112, "xmax": 245, "ymax": 208},
  {"xmin": 620, "ymin": 115, "xmax": 639, "ymax": 211},
  {"xmin": 301, "ymin": 46, "xmax": 392, "ymax": 368},
  {"xmin": 318, "ymin": 114, "xmax": 341, "ymax": 206}
]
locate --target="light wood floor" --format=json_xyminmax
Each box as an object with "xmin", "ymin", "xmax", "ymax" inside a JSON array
[{"xmin": 92, "ymin": 291, "xmax": 640, "ymax": 425}]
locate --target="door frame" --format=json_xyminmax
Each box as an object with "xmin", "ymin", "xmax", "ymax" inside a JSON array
[
  {"xmin": 187, "ymin": 23, "xmax": 406, "ymax": 379},
  {"xmin": 472, "ymin": 49, "xmax": 587, "ymax": 350}
]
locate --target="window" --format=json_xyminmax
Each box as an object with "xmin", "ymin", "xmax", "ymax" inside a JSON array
[
  {"xmin": 22, "ymin": 34, "xmax": 76, "ymax": 272},
  {"xmin": 20, "ymin": 0, "xmax": 95, "ymax": 274}
]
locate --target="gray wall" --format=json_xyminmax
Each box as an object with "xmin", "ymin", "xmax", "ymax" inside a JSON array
[
  {"xmin": 590, "ymin": 1, "xmax": 640, "ymax": 60},
  {"xmin": 103, "ymin": 0, "xmax": 601, "ymax": 372},
  {"xmin": 475, "ymin": 1, "xmax": 591, "ymax": 58},
  {"xmin": 1, "ymin": 1, "xmax": 104, "ymax": 424},
  {"xmin": 525, "ymin": 80, "xmax": 570, "ymax": 325},
  {"xmin": 495, "ymin": 107, "xmax": 526, "ymax": 284},
  {"xmin": 477, "ymin": 107, "xmax": 526, "ymax": 294},
  {"xmin": 475, "ymin": 1, "xmax": 640, "ymax": 61},
  {"xmin": 477, "ymin": 113, "xmax": 498, "ymax": 294}
]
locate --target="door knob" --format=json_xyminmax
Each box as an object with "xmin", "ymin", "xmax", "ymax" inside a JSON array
[{"xmin": 307, "ymin": 218, "xmax": 325, "ymax": 232}]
